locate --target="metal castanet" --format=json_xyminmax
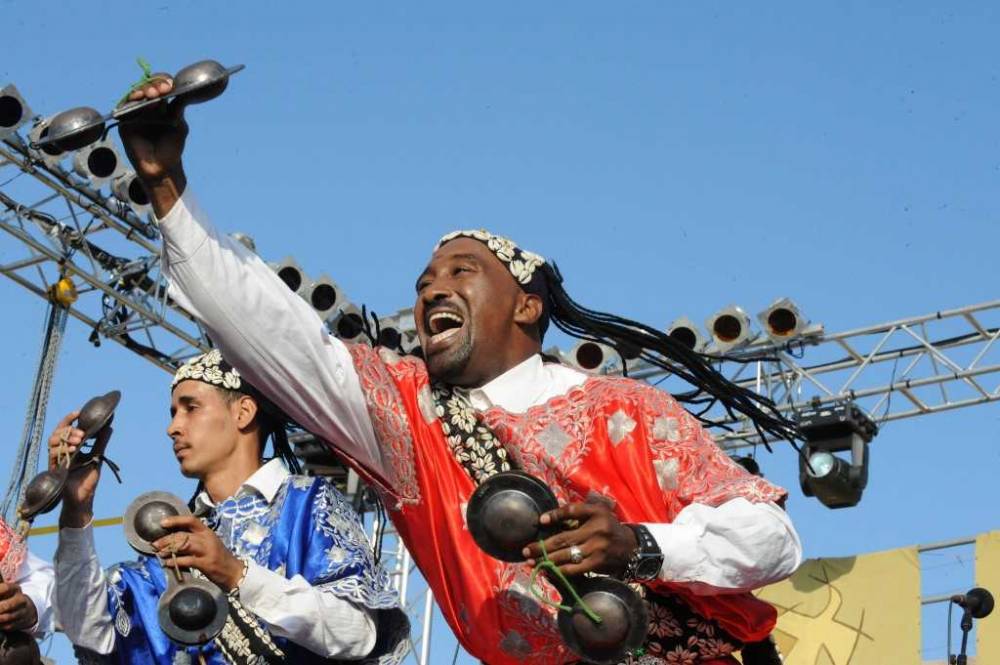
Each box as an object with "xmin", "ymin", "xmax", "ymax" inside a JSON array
[
  {"xmin": 16, "ymin": 390, "xmax": 121, "ymax": 523},
  {"xmin": 113, "ymin": 60, "xmax": 245, "ymax": 119},
  {"xmin": 31, "ymin": 60, "xmax": 245, "ymax": 152},
  {"xmin": 0, "ymin": 629, "xmax": 42, "ymax": 665},
  {"xmin": 466, "ymin": 471, "xmax": 560, "ymax": 562},
  {"xmin": 467, "ymin": 471, "xmax": 648, "ymax": 664},
  {"xmin": 123, "ymin": 492, "xmax": 228, "ymax": 646},
  {"xmin": 555, "ymin": 576, "xmax": 648, "ymax": 665}
]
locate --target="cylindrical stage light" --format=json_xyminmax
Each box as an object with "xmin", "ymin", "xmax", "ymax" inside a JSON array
[
  {"xmin": 303, "ymin": 276, "xmax": 342, "ymax": 320},
  {"xmin": 73, "ymin": 140, "xmax": 124, "ymax": 187},
  {"xmin": 0, "ymin": 84, "xmax": 32, "ymax": 139},
  {"xmin": 112, "ymin": 171, "xmax": 152, "ymax": 217},
  {"xmin": 757, "ymin": 297, "xmax": 807, "ymax": 341},
  {"xmin": 28, "ymin": 116, "xmax": 66, "ymax": 168},
  {"xmin": 270, "ymin": 257, "xmax": 308, "ymax": 295},
  {"xmin": 329, "ymin": 304, "xmax": 367, "ymax": 343},
  {"xmin": 665, "ymin": 316, "xmax": 706, "ymax": 352},
  {"xmin": 706, "ymin": 305, "xmax": 755, "ymax": 352},
  {"xmin": 569, "ymin": 340, "xmax": 613, "ymax": 372}
]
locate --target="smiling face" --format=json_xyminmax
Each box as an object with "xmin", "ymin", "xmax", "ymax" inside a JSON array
[
  {"xmin": 414, "ymin": 237, "xmax": 544, "ymax": 387},
  {"xmin": 167, "ymin": 381, "xmax": 254, "ymax": 479}
]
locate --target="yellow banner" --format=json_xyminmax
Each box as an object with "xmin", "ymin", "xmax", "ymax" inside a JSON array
[
  {"xmin": 753, "ymin": 548, "xmax": 922, "ymax": 665},
  {"xmin": 976, "ymin": 531, "xmax": 1000, "ymax": 661}
]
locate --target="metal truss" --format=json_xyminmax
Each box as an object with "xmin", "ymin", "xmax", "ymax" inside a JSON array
[
  {"xmin": 629, "ymin": 300, "xmax": 1000, "ymax": 450},
  {"xmin": 0, "ymin": 134, "xmax": 211, "ymax": 374}
]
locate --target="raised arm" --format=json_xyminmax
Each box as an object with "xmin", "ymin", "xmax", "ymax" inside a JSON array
[{"xmin": 118, "ymin": 80, "xmax": 389, "ymax": 490}]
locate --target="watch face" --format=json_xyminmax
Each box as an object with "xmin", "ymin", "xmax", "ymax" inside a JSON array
[{"xmin": 636, "ymin": 555, "xmax": 664, "ymax": 580}]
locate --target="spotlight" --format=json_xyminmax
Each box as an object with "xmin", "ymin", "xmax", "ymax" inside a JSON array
[
  {"xmin": 302, "ymin": 275, "xmax": 342, "ymax": 320},
  {"xmin": 112, "ymin": 171, "xmax": 151, "ymax": 217},
  {"xmin": 270, "ymin": 257, "xmax": 307, "ymax": 295},
  {"xmin": 797, "ymin": 401, "xmax": 877, "ymax": 509},
  {"xmin": 73, "ymin": 140, "xmax": 123, "ymax": 188},
  {"xmin": 665, "ymin": 316, "xmax": 706, "ymax": 352},
  {"xmin": 0, "ymin": 84, "xmax": 32, "ymax": 139},
  {"xmin": 376, "ymin": 315, "xmax": 403, "ymax": 350},
  {"xmin": 328, "ymin": 304, "xmax": 367, "ymax": 343},
  {"xmin": 757, "ymin": 297, "xmax": 807, "ymax": 342},
  {"xmin": 27, "ymin": 116, "xmax": 66, "ymax": 169},
  {"xmin": 568, "ymin": 340, "xmax": 614, "ymax": 373},
  {"xmin": 706, "ymin": 305, "xmax": 755, "ymax": 352}
]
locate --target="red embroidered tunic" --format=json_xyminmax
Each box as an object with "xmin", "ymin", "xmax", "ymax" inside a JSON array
[{"xmin": 347, "ymin": 345, "xmax": 786, "ymax": 665}]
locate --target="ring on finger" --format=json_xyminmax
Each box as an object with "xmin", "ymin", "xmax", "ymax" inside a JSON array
[{"xmin": 568, "ymin": 545, "xmax": 584, "ymax": 565}]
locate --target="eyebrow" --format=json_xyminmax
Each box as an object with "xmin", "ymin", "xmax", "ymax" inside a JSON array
[
  {"xmin": 170, "ymin": 394, "xmax": 198, "ymax": 416},
  {"xmin": 415, "ymin": 253, "xmax": 483, "ymax": 290}
]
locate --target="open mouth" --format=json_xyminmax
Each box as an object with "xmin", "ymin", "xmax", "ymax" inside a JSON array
[{"xmin": 425, "ymin": 310, "xmax": 466, "ymax": 352}]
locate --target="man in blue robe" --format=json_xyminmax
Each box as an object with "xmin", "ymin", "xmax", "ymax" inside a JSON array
[{"xmin": 51, "ymin": 350, "xmax": 409, "ymax": 664}]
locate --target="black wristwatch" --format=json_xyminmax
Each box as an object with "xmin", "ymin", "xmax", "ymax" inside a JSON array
[{"xmin": 622, "ymin": 524, "xmax": 664, "ymax": 581}]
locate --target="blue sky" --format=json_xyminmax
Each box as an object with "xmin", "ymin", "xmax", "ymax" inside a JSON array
[{"xmin": 2, "ymin": 2, "xmax": 998, "ymax": 661}]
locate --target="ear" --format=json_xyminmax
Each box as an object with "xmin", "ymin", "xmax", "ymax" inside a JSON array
[
  {"xmin": 234, "ymin": 394, "xmax": 259, "ymax": 431},
  {"xmin": 513, "ymin": 292, "xmax": 544, "ymax": 327}
]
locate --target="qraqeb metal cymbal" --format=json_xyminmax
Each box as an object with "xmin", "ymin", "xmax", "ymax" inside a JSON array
[
  {"xmin": 37, "ymin": 106, "xmax": 107, "ymax": 153},
  {"xmin": 123, "ymin": 491, "xmax": 191, "ymax": 555},
  {"xmin": 77, "ymin": 390, "xmax": 121, "ymax": 440},
  {"xmin": 113, "ymin": 60, "xmax": 245, "ymax": 119},
  {"xmin": 556, "ymin": 576, "xmax": 648, "ymax": 665},
  {"xmin": 158, "ymin": 576, "xmax": 229, "ymax": 646},
  {"xmin": 0, "ymin": 629, "xmax": 42, "ymax": 665},
  {"xmin": 466, "ymin": 471, "xmax": 560, "ymax": 562},
  {"xmin": 17, "ymin": 467, "xmax": 69, "ymax": 522}
]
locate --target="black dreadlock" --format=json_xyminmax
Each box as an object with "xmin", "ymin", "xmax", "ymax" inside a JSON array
[{"xmin": 540, "ymin": 262, "xmax": 801, "ymax": 450}]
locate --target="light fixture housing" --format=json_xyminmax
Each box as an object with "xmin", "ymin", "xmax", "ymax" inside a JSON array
[
  {"xmin": 328, "ymin": 303, "xmax": 367, "ymax": 343},
  {"xmin": 665, "ymin": 316, "xmax": 706, "ymax": 352},
  {"xmin": 706, "ymin": 305, "xmax": 755, "ymax": 352},
  {"xmin": 797, "ymin": 401, "xmax": 877, "ymax": 509},
  {"xmin": 73, "ymin": 139, "xmax": 124, "ymax": 188},
  {"xmin": 112, "ymin": 171, "xmax": 152, "ymax": 218},
  {"xmin": 568, "ymin": 340, "xmax": 615, "ymax": 373},
  {"xmin": 270, "ymin": 257, "xmax": 308, "ymax": 296},
  {"xmin": 0, "ymin": 84, "xmax": 32, "ymax": 139},
  {"xmin": 28, "ymin": 116, "xmax": 66, "ymax": 169},
  {"xmin": 757, "ymin": 297, "xmax": 807, "ymax": 342},
  {"xmin": 302, "ymin": 275, "xmax": 342, "ymax": 320}
]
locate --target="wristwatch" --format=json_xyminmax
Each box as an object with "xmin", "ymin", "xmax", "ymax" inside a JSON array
[{"xmin": 623, "ymin": 524, "xmax": 664, "ymax": 581}]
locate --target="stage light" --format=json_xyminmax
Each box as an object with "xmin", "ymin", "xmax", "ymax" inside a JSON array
[
  {"xmin": 757, "ymin": 297, "xmax": 807, "ymax": 342},
  {"xmin": 666, "ymin": 316, "xmax": 706, "ymax": 352},
  {"xmin": 328, "ymin": 303, "xmax": 367, "ymax": 343},
  {"xmin": 0, "ymin": 84, "xmax": 32, "ymax": 139},
  {"xmin": 302, "ymin": 275, "xmax": 342, "ymax": 320},
  {"xmin": 27, "ymin": 116, "xmax": 66, "ymax": 169},
  {"xmin": 112, "ymin": 171, "xmax": 152, "ymax": 217},
  {"xmin": 73, "ymin": 140, "xmax": 124, "ymax": 188},
  {"xmin": 270, "ymin": 257, "xmax": 307, "ymax": 295},
  {"xmin": 568, "ymin": 340, "xmax": 615, "ymax": 373},
  {"xmin": 706, "ymin": 305, "xmax": 755, "ymax": 352},
  {"xmin": 797, "ymin": 401, "xmax": 877, "ymax": 509}
]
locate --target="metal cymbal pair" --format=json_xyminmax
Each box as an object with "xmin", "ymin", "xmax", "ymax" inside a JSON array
[
  {"xmin": 32, "ymin": 60, "xmax": 244, "ymax": 153},
  {"xmin": 17, "ymin": 390, "xmax": 121, "ymax": 523},
  {"xmin": 466, "ymin": 471, "xmax": 647, "ymax": 665},
  {"xmin": 123, "ymin": 492, "xmax": 228, "ymax": 646}
]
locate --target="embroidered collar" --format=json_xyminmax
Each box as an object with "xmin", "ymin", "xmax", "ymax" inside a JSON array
[{"xmin": 194, "ymin": 458, "xmax": 289, "ymax": 514}]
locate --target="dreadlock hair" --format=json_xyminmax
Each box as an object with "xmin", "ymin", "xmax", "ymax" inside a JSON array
[{"xmin": 539, "ymin": 262, "xmax": 802, "ymax": 450}]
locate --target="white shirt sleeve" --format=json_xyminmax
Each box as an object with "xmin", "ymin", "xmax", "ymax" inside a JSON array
[
  {"xmin": 643, "ymin": 498, "xmax": 802, "ymax": 595},
  {"xmin": 13, "ymin": 551, "xmax": 54, "ymax": 638},
  {"xmin": 238, "ymin": 562, "xmax": 377, "ymax": 659},
  {"xmin": 157, "ymin": 191, "xmax": 388, "ymax": 487},
  {"xmin": 53, "ymin": 523, "xmax": 116, "ymax": 654}
]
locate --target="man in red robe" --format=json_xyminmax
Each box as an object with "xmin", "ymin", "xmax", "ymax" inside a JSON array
[{"xmin": 114, "ymin": 77, "xmax": 802, "ymax": 664}]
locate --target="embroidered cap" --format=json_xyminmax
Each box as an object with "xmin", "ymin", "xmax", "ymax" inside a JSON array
[{"xmin": 172, "ymin": 349, "xmax": 246, "ymax": 392}]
